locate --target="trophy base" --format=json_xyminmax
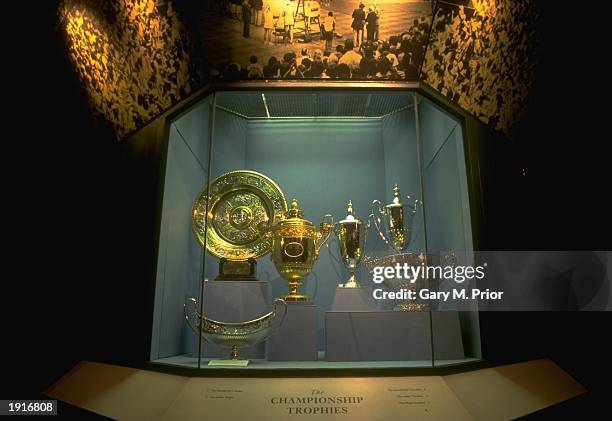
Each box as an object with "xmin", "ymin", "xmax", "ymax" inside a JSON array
[
  {"xmin": 339, "ymin": 282, "xmax": 361, "ymax": 288},
  {"xmin": 207, "ymin": 359, "xmax": 249, "ymax": 366},
  {"xmin": 285, "ymin": 279, "xmax": 308, "ymax": 301},
  {"xmin": 216, "ymin": 258, "xmax": 257, "ymax": 281},
  {"xmin": 283, "ymin": 293, "xmax": 308, "ymax": 302},
  {"xmin": 339, "ymin": 274, "xmax": 361, "ymax": 288},
  {"xmin": 394, "ymin": 302, "xmax": 427, "ymax": 312}
]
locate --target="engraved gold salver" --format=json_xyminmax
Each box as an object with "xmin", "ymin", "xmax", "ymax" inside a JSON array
[{"xmin": 192, "ymin": 170, "xmax": 288, "ymax": 265}]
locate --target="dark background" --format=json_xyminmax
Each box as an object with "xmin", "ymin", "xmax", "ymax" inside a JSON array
[{"xmin": 4, "ymin": 1, "xmax": 610, "ymax": 419}]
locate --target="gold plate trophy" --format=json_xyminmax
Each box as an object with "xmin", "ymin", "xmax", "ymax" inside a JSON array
[
  {"xmin": 334, "ymin": 201, "xmax": 368, "ymax": 288},
  {"xmin": 192, "ymin": 170, "xmax": 287, "ymax": 279},
  {"xmin": 370, "ymin": 183, "xmax": 423, "ymax": 311},
  {"xmin": 259, "ymin": 199, "xmax": 333, "ymax": 301}
]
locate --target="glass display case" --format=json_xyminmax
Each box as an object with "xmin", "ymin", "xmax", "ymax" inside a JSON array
[{"xmin": 149, "ymin": 87, "xmax": 481, "ymax": 370}]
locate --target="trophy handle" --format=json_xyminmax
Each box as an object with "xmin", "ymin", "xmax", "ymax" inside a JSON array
[
  {"xmin": 408, "ymin": 197, "xmax": 421, "ymax": 214},
  {"xmin": 270, "ymin": 298, "xmax": 288, "ymax": 335},
  {"xmin": 356, "ymin": 217, "xmax": 370, "ymax": 266},
  {"xmin": 326, "ymin": 232, "xmax": 346, "ymax": 284},
  {"xmin": 315, "ymin": 214, "xmax": 334, "ymax": 255},
  {"xmin": 369, "ymin": 199, "xmax": 389, "ymax": 244},
  {"xmin": 183, "ymin": 297, "xmax": 201, "ymax": 334},
  {"xmin": 326, "ymin": 228, "xmax": 342, "ymax": 264},
  {"xmin": 443, "ymin": 250, "xmax": 457, "ymax": 267},
  {"xmin": 333, "ymin": 220, "xmax": 341, "ymax": 237},
  {"xmin": 330, "ymin": 222, "xmax": 343, "ymax": 264}
]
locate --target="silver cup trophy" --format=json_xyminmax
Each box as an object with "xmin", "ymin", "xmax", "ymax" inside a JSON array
[
  {"xmin": 369, "ymin": 184, "xmax": 422, "ymax": 311},
  {"xmin": 370, "ymin": 184, "xmax": 420, "ymax": 252},
  {"xmin": 334, "ymin": 200, "xmax": 368, "ymax": 288}
]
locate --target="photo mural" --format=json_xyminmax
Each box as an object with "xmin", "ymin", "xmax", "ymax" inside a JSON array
[
  {"xmin": 421, "ymin": 0, "xmax": 538, "ymax": 135},
  {"xmin": 58, "ymin": 0, "xmax": 538, "ymax": 139},
  {"xmin": 59, "ymin": 0, "xmax": 194, "ymax": 138},
  {"xmin": 199, "ymin": 0, "xmax": 433, "ymax": 81}
]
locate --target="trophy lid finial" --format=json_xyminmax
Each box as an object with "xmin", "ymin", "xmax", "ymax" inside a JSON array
[
  {"xmin": 286, "ymin": 198, "xmax": 304, "ymax": 218},
  {"xmin": 392, "ymin": 184, "xmax": 402, "ymax": 205},
  {"xmin": 341, "ymin": 200, "xmax": 358, "ymax": 223}
]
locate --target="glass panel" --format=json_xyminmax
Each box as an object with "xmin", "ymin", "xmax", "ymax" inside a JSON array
[
  {"xmin": 150, "ymin": 94, "xmax": 214, "ymax": 368},
  {"xmin": 417, "ymin": 94, "xmax": 481, "ymax": 367}
]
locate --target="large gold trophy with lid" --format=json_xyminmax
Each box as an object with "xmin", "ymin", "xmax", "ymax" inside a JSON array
[{"xmin": 259, "ymin": 199, "xmax": 333, "ymax": 301}]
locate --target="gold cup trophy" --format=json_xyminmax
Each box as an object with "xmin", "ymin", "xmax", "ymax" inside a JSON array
[
  {"xmin": 334, "ymin": 200, "xmax": 368, "ymax": 288},
  {"xmin": 259, "ymin": 199, "xmax": 333, "ymax": 301}
]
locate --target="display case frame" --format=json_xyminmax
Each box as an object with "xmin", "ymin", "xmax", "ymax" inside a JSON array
[{"xmin": 124, "ymin": 80, "xmax": 492, "ymax": 376}]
